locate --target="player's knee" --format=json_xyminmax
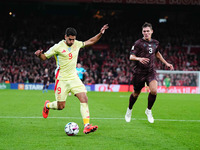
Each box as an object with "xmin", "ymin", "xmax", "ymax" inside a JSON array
[
  {"xmin": 76, "ymin": 92, "xmax": 88, "ymax": 103},
  {"xmin": 80, "ymin": 96, "xmax": 88, "ymax": 103},
  {"xmin": 58, "ymin": 105, "xmax": 65, "ymax": 110},
  {"xmin": 133, "ymin": 94, "xmax": 139, "ymax": 98},
  {"xmin": 150, "ymin": 90, "xmax": 157, "ymax": 95},
  {"xmin": 133, "ymin": 92, "xmax": 140, "ymax": 98},
  {"xmin": 57, "ymin": 103, "xmax": 65, "ymax": 110},
  {"xmin": 82, "ymin": 97, "xmax": 88, "ymax": 103}
]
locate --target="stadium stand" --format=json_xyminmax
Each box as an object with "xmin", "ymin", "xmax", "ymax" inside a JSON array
[{"xmin": 0, "ymin": 2, "xmax": 199, "ymax": 86}]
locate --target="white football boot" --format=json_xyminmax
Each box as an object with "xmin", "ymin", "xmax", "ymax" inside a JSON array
[
  {"xmin": 125, "ymin": 108, "xmax": 132, "ymax": 122},
  {"xmin": 145, "ymin": 108, "xmax": 154, "ymax": 123}
]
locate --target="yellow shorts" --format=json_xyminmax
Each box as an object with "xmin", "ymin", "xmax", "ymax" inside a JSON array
[{"xmin": 54, "ymin": 77, "xmax": 87, "ymax": 102}]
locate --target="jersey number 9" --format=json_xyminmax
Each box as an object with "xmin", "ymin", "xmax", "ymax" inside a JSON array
[{"xmin": 69, "ymin": 53, "xmax": 73, "ymax": 60}]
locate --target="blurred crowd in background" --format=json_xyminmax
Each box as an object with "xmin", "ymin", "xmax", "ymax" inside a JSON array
[{"xmin": 0, "ymin": 2, "xmax": 199, "ymax": 86}]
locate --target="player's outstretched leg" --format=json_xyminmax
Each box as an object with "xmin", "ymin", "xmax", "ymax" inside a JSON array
[
  {"xmin": 42, "ymin": 100, "xmax": 50, "ymax": 118},
  {"xmin": 83, "ymin": 124, "xmax": 98, "ymax": 134},
  {"xmin": 125, "ymin": 107, "xmax": 132, "ymax": 122},
  {"xmin": 145, "ymin": 108, "xmax": 154, "ymax": 123}
]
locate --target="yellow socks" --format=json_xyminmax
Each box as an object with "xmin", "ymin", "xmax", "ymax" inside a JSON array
[
  {"xmin": 46, "ymin": 101, "xmax": 58, "ymax": 110},
  {"xmin": 80, "ymin": 103, "xmax": 90, "ymax": 126}
]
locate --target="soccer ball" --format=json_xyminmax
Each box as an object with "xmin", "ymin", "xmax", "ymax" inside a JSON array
[{"xmin": 64, "ymin": 122, "xmax": 79, "ymax": 136}]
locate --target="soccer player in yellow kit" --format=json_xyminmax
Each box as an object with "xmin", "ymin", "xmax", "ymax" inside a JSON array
[{"xmin": 35, "ymin": 24, "xmax": 108, "ymax": 134}]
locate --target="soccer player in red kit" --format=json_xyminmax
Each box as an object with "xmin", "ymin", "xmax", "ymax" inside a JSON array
[{"xmin": 125, "ymin": 22, "xmax": 174, "ymax": 123}]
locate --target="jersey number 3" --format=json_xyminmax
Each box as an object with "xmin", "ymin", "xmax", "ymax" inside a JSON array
[
  {"xmin": 68, "ymin": 53, "xmax": 73, "ymax": 60},
  {"xmin": 149, "ymin": 48, "xmax": 153, "ymax": 54}
]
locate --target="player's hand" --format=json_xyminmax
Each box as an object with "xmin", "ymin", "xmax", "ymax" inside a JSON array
[
  {"xmin": 139, "ymin": 57, "xmax": 150, "ymax": 65},
  {"xmin": 35, "ymin": 50, "xmax": 43, "ymax": 57},
  {"xmin": 166, "ymin": 63, "xmax": 174, "ymax": 70},
  {"xmin": 100, "ymin": 24, "xmax": 109, "ymax": 34}
]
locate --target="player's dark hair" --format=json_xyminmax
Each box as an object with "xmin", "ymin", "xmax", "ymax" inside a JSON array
[
  {"xmin": 65, "ymin": 27, "xmax": 77, "ymax": 36},
  {"xmin": 142, "ymin": 22, "xmax": 153, "ymax": 30}
]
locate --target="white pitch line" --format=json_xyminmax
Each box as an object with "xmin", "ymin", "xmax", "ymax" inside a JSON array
[
  {"xmin": 119, "ymin": 95, "xmax": 129, "ymax": 97},
  {"xmin": 0, "ymin": 116, "xmax": 200, "ymax": 122}
]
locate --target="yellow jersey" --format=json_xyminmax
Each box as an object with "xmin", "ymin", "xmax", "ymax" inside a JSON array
[{"xmin": 44, "ymin": 40, "xmax": 85, "ymax": 80}]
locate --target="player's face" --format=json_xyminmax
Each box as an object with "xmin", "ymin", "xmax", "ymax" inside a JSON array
[
  {"xmin": 65, "ymin": 35, "xmax": 76, "ymax": 46},
  {"xmin": 142, "ymin": 27, "xmax": 153, "ymax": 41}
]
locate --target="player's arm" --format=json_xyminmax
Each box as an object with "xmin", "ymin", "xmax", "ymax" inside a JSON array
[
  {"xmin": 35, "ymin": 44, "xmax": 57, "ymax": 60},
  {"xmin": 35, "ymin": 50, "xmax": 47, "ymax": 61},
  {"xmin": 130, "ymin": 54, "xmax": 150, "ymax": 65},
  {"xmin": 155, "ymin": 51, "xmax": 174, "ymax": 70},
  {"xmin": 84, "ymin": 24, "xmax": 109, "ymax": 47}
]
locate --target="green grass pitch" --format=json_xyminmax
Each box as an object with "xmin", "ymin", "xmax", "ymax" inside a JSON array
[{"xmin": 0, "ymin": 90, "xmax": 200, "ymax": 150}]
